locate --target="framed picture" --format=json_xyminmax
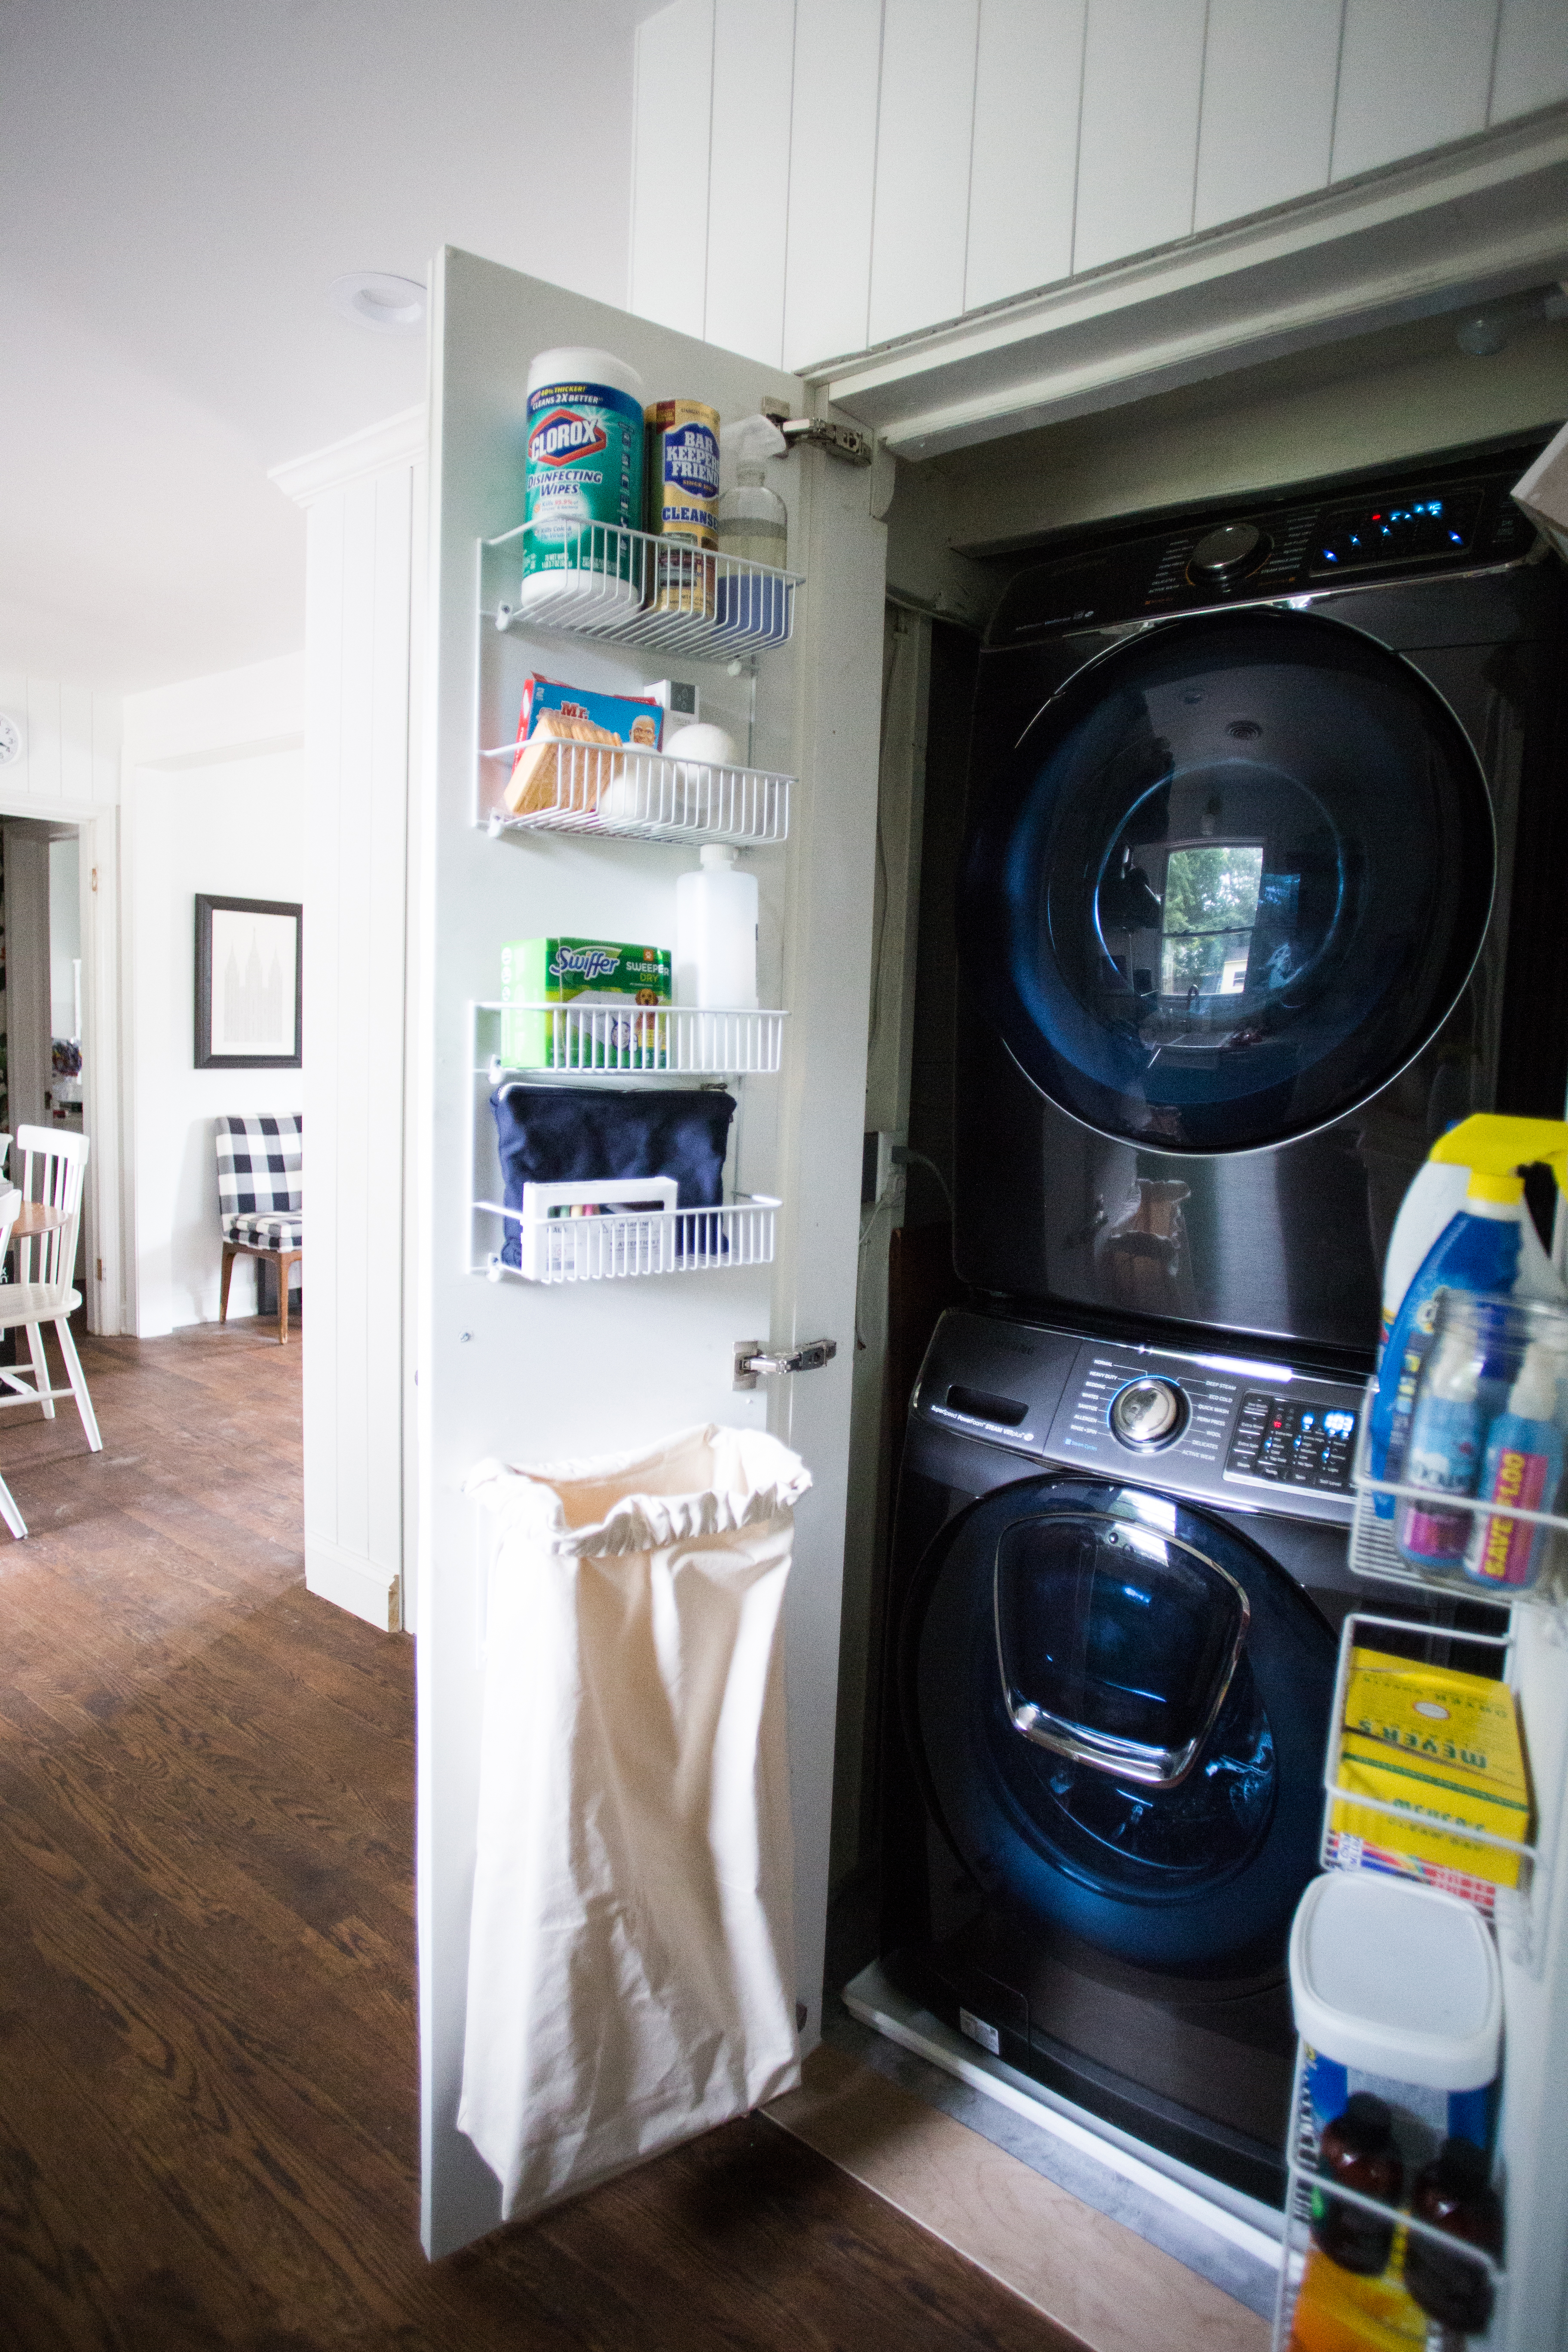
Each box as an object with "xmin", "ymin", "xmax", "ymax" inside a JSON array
[{"xmin": 195, "ymin": 895, "xmax": 303, "ymax": 1069}]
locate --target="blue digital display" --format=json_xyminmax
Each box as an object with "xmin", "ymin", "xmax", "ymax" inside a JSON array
[{"xmin": 1323, "ymin": 1410, "xmax": 1355, "ymax": 1440}]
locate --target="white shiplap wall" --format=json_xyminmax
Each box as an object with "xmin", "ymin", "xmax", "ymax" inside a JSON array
[
  {"xmin": 631, "ymin": 0, "xmax": 1568, "ymax": 372},
  {"xmin": 0, "ymin": 676, "xmax": 119, "ymax": 812}
]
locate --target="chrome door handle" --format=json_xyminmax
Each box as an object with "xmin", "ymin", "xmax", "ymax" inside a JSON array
[{"xmin": 734, "ymin": 1338, "xmax": 838, "ymax": 1390}]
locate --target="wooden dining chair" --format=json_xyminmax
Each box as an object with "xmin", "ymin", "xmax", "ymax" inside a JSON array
[{"xmin": 0, "ymin": 1127, "xmax": 101, "ymax": 1456}]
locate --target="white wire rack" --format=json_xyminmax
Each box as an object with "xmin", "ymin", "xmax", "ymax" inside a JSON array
[
  {"xmin": 1318, "ymin": 1609, "xmax": 1541, "ymax": 1969},
  {"xmin": 478, "ymin": 737, "xmax": 791, "ymax": 845},
  {"xmin": 476, "ymin": 1182, "xmax": 780, "ymax": 1284},
  {"xmin": 478, "ymin": 1000, "xmax": 785, "ymax": 1078},
  {"xmin": 1348, "ymin": 1380, "xmax": 1568, "ymax": 1617},
  {"xmin": 486, "ymin": 521, "xmax": 799, "ymax": 656},
  {"xmin": 1271, "ymin": 2042, "xmax": 1507, "ymax": 2351}
]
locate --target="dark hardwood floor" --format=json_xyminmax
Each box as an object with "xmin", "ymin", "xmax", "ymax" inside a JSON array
[{"xmin": 0, "ymin": 1323, "xmax": 1081, "ymax": 2352}]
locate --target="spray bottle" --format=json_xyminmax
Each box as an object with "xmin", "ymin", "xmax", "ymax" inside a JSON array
[
  {"xmin": 1467, "ymin": 1330, "xmax": 1568, "ymax": 1587},
  {"xmin": 1367, "ymin": 1115, "xmax": 1568, "ymax": 1516}
]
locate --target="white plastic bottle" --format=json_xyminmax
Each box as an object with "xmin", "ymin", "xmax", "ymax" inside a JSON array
[{"xmin": 675, "ymin": 845, "xmax": 757, "ymax": 1008}]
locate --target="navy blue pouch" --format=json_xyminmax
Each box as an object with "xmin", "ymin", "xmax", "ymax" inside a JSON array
[{"xmin": 489, "ymin": 1086, "xmax": 737, "ymax": 1268}]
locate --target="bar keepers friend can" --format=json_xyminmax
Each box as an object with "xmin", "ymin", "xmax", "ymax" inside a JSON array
[
  {"xmin": 518, "ymin": 346, "xmax": 645, "ymax": 618},
  {"xmin": 646, "ymin": 398, "xmax": 720, "ymax": 617}
]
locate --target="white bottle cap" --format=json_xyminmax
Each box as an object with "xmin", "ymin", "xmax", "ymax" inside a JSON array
[
  {"xmin": 699, "ymin": 843, "xmax": 739, "ymax": 870},
  {"xmin": 1288, "ymin": 1873, "xmax": 1501, "ymax": 2090}
]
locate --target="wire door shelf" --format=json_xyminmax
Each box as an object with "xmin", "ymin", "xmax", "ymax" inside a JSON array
[
  {"xmin": 477, "ymin": 1000, "xmax": 786, "ymax": 1080},
  {"xmin": 475, "ymin": 1182, "xmax": 780, "ymax": 1285},
  {"xmin": 1348, "ymin": 1379, "xmax": 1568, "ymax": 1620},
  {"xmin": 1317, "ymin": 1608, "xmax": 1543, "ymax": 1971},
  {"xmin": 478, "ymin": 735, "xmax": 791, "ymax": 846},
  {"xmin": 1271, "ymin": 2043, "xmax": 1507, "ymax": 2351},
  {"xmin": 486, "ymin": 521, "xmax": 800, "ymax": 658}
]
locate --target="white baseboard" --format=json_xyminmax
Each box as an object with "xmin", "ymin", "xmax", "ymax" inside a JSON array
[{"xmin": 305, "ymin": 1535, "xmax": 401, "ymax": 1632}]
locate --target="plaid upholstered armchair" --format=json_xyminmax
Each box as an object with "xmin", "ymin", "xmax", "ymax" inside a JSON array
[{"xmin": 215, "ymin": 1114, "xmax": 303, "ymax": 1344}]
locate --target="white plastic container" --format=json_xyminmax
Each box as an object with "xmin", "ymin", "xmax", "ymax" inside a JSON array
[
  {"xmin": 518, "ymin": 345, "xmax": 645, "ymax": 619},
  {"xmin": 675, "ymin": 843, "xmax": 757, "ymax": 1009},
  {"xmin": 1289, "ymin": 1871, "xmax": 1502, "ymax": 2160}
]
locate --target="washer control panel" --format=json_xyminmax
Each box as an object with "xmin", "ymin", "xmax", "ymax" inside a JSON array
[
  {"xmin": 1225, "ymin": 1390, "xmax": 1358, "ymax": 1494},
  {"xmin": 1046, "ymin": 1338, "xmax": 1361, "ymax": 1523}
]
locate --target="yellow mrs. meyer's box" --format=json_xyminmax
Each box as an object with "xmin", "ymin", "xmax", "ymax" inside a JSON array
[
  {"xmin": 1329, "ymin": 1647, "xmax": 1531, "ymax": 1893},
  {"xmin": 500, "ymin": 937, "xmax": 671, "ymax": 1069}
]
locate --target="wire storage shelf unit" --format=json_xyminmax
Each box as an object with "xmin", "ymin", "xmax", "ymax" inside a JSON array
[
  {"xmin": 476, "ymin": 1182, "xmax": 780, "ymax": 1285},
  {"xmin": 477, "ymin": 1000, "xmax": 786, "ymax": 1080},
  {"xmin": 1318, "ymin": 1608, "xmax": 1542, "ymax": 1970},
  {"xmin": 479, "ymin": 736, "xmax": 791, "ymax": 845},
  {"xmin": 1348, "ymin": 1379, "xmax": 1568, "ymax": 1619},
  {"xmin": 1271, "ymin": 2045, "xmax": 1507, "ymax": 2351},
  {"xmin": 487, "ymin": 521, "xmax": 800, "ymax": 658}
]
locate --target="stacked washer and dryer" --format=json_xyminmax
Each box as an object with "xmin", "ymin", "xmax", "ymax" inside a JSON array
[{"xmin": 852, "ymin": 450, "xmax": 1568, "ymax": 2220}]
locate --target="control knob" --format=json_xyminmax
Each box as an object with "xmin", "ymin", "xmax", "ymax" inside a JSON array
[
  {"xmin": 1188, "ymin": 522, "xmax": 1268, "ymax": 584},
  {"xmin": 1109, "ymin": 1377, "xmax": 1184, "ymax": 1449}
]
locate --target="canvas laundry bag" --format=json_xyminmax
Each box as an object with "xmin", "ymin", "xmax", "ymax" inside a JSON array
[{"xmin": 459, "ymin": 1422, "xmax": 811, "ymax": 2220}]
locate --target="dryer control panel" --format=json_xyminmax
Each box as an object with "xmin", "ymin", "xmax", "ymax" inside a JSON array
[{"xmin": 914, "ymin": 1310, "xmax": 1362, "ymax": 1526}]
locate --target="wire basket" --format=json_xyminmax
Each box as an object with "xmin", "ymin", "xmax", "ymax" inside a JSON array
[
  {"xmin": 479, "ymin": 736, "xmax": 790, "ymax": 845},
  {"xmin": 487, "ymin": 521, "xmax": 799, "ymax": 658},
  {"xmin": 475, "ymin": 1182, "xmax": 780, "ymax": 1285}
]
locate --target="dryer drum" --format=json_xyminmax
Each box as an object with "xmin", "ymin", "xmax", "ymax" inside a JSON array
[
  {"xmin": 959, "ymin": 608, "xmax": 1496, "ymax": 1154},
  {"xmin": 905, "ymin": 1474, "xmax": 1337, "ymax": 1969}
]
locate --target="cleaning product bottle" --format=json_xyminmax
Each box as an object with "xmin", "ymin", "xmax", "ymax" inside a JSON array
[
  {"xmin": 675, "ymin": 845, "xmax": 758, "ymax": 1009},
  {"xmin": 716, "ymin": 413, "xmax": 790, "ymax": 639},
  {"xmin": 1467, "ymin": 1329, "xmax": 1568, "ymax": 1587},
  {"xmin": 1397, "ymin": 1313, "xmax": 1488, "ymax": 1571},
  {"xmin": 1367, "ymin": 1116, "xmax": 1568, "ymax": 1517},
  {"xmin": 1311, "ymin": 2093, "xmax": 1402, "ymax": 2274},
  {"xmin": 1402, "ymin": 2138, "xmax": 1503, "ymax": 2340}
]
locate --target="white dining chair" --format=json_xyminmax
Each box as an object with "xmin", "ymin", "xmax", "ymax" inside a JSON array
[
  {"xmin": 0, "ymin": 1125, "xmax": 102, "ymax": 1454},
  {"xmin": 0, "ymin": 1185, "xmax": 29, "ymax": 1537}
]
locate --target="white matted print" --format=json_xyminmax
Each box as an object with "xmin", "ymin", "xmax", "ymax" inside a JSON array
[{"xmin": 196, "ymin": 895, "xmax": 303, "ymax": 1068}]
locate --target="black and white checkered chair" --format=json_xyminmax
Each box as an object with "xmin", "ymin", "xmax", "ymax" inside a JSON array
[{"xmin": 215, "ymin": 1114, "xmax": 303, "ymax": 1344}]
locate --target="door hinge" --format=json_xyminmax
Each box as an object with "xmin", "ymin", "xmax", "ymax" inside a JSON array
[
  {"xmin": 734, "ymin": 1337, "xmax": 839, "ymax": 1390},
  {"xmin": 91, "ymin": 866, "xmax": 98, "ymax": 892},
  {"xmin": 96, "ymin": 1258, "xmax": 103, "ymax": 1281},
  {"xmin": 759, "ymin": 401, "xmax": 873, "ymax": 467}
]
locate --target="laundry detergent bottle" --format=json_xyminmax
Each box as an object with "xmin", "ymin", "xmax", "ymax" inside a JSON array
[{"xmin": 1368, "ymin": 1115, "xmax": 1568, "ymax": 1517}]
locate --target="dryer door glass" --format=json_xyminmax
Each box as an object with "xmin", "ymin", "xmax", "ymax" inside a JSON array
[{"xmin": 960, "ymin": 609, "xmax": 1495, "ymax": 1151}]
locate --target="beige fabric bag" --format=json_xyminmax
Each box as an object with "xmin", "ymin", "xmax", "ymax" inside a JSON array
[{"xmin": 459, "ymin": 1423, "xmax": 810, "ymax": 2220}]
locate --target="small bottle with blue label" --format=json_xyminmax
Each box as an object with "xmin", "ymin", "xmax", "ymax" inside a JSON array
[
  {"xmin": 1398, "ymin": 1311, "xmax": 1488, "ymax": 1571},
  {"xmin": 1467, "ymin": 1327, "xmax": 1568, "ymax": 1588}
]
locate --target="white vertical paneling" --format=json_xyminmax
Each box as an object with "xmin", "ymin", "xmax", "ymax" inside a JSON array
[
  {"xmin": 1332, "ymin": 0, "xmax": 1499, "ymax": 180},
  {"xmin": 58, "ymin": 683, "xmax": 96, "ymax": 806},
  {"xmin": 630, "ymin": 0, "xmax": 715, "ymax": 337},
  {"xmin": 868, "ymin": 0, "xmax": 979, "ymax": 346},
  {"xmin": 1194, "ymin": 0, "xmax": 1344, "ymax": 231},
  {"xmin": 24, "ymin": 676, "xmax": 62, "ymax": 805},
  {"xmin": 783, "ymin": 0, "xmax": 883, "ymax": 369},
  {"xmin": 965, "ymin": 0, "xmax": 1084, "ymax": 312},
  {"xmin": 705, "ymin": 0, "xmax": 795, "ymax": 364},
  {"xmin": 1073, "ymin": 0, "xmax": 1208, "ymax": 273},
  {"xmin": 1490, "ymin": 0, "xmax": 1568, "ymax": 119},
  {"xmin": 280, "ymin": 411, "xmax": 422, "ymax": 1635}
]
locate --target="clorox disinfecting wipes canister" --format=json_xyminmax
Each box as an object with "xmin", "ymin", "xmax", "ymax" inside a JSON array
[{"xmin": 518, "ymin": 347, "xmax": 646, "ymax": 617}]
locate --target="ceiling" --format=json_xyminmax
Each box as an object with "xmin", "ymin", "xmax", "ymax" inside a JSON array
[{"xmin": 0, "ymin": 0, "xmax": 664, "ymax": 694}]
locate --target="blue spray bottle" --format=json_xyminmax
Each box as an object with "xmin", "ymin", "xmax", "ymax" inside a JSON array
[{"xmin": 1368, "ymin": 1116, "xmax": 1568, "ymax": 1517}]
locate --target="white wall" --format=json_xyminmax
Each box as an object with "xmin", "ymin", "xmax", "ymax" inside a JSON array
[
  {"xmin": 632, "ymin": 0, "xmax": 1568, "ymax": 371},
  {"xmin": 122, "ymin": 652, "xmax": 304, "ymax": 1337},
  {"xmin": 0, "ymin": 672, "xmax": 120, "ymax": 812}
]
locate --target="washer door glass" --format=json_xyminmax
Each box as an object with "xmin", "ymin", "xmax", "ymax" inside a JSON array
[
  {"xmin": 960, "ymin": 609, "xmax": 1495, "ymax": 1151},
  {"xmin": 905, "ymin": 1475, "xmax": 1336, "ymax": 1968}
]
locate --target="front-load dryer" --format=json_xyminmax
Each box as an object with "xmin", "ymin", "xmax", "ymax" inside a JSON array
[
  {"xmin": 953, "ymin": 452, "xmax": 1568, "ymax": 1355},
  {"xmin": 864, "ymin": 1307, "xmax": 1504, "ymax": 2209}
]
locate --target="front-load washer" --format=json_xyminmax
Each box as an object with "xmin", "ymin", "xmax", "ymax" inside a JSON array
[
  {"xmin": 952, "ymin": 450, "xmax": 1568, "ymax": 1356},
  {"xmin": 862, "ymin": 1306, "xmax": 1505, "ymax": 2209}
]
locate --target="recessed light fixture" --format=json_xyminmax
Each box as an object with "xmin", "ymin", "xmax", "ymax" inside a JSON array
[{"xmin": 328, "ymin": 271, "xmax": 426, "ymax": 333}]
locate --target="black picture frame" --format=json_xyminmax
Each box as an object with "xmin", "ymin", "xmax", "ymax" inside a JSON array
[{"xmin": 195, "ymin": 895, "xmax": 303, "ymax": 1069}]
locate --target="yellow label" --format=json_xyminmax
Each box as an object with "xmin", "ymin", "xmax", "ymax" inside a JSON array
[
  {"xmin": 1289, "ymin": 2245, "xmax": 1429, "ymax": 2352},
  {"xmin": 1332, "ymin": 1647, "xmax": 1530, "ymax": 1889}
]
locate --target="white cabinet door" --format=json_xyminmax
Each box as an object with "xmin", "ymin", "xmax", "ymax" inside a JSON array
[{"xmin": 416, "ymin": 247, "xmax": 886, "ymax": 2257}]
